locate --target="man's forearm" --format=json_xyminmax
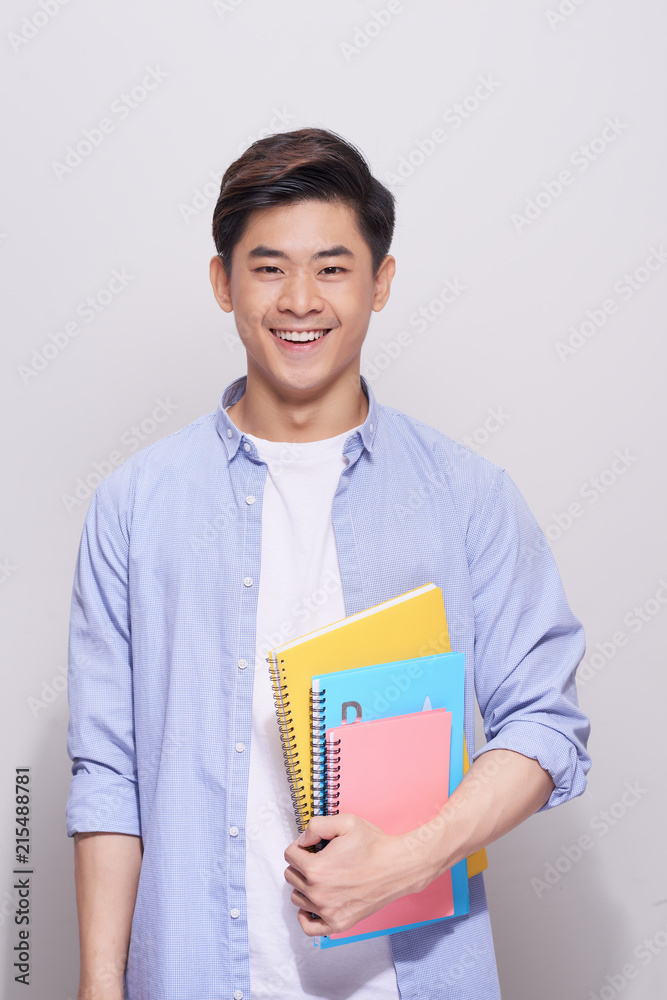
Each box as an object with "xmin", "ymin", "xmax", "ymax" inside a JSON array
[
  {"xmin": 407, "ymin": 748, "xmax": 554, "ymax": 888},
  {"xmin": 74, "ymin": 831, "xmax": 143, "ymax": 1000},
  {"xmin": 285, "ymin": 747, "xmax": 556, "ymax": 936}
]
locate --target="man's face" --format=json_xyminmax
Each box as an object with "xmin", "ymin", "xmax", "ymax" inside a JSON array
[{"xmin": 210, "ymin": 199, "xmax": 395, "ymax": 397}]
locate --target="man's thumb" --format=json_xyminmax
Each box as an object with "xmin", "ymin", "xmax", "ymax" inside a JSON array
[{"xmin": 297, "ymin": 814, "xmax": 345, "ymax": 847}]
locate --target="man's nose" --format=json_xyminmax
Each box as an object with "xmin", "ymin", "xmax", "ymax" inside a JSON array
[{"xmin": 276, "ymin": 273, "xmax": 325, "ymax": 316}]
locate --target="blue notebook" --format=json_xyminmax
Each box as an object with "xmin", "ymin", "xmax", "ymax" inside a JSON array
[{"xmin": 311, "ymin": 652, "xmax": 468, "ymax": 948}]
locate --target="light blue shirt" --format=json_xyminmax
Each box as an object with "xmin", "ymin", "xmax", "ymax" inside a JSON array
[{"xmin": 66, "ymin": 373, "xmax": 591, "ymax": 1000}]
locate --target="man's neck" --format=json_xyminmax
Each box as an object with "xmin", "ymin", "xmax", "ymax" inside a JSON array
[{"xmin": 226, "ymin": 372, "xmax": 369, "ymax": 442}]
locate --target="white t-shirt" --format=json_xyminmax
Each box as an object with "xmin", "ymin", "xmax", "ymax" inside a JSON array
[{"xmin": 234, "ymin": 417, "xmax": 400, "ymax": 999}]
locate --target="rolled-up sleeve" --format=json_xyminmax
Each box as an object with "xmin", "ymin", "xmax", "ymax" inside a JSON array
[
  {"xmin": 65, "ymin": 478, "xmax": 141, "ymax": 837},
  {"xmin": 468, "ymin": 469, "xmax": 591, "ymax": 811}
]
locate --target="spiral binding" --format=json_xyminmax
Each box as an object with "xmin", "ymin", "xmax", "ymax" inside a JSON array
[
  {"xmin": 310, "ymin": 686, "xmax": 327, "ymax": 815},
  {"xmin": 267, "ymin": 653, "xmax": 309, "ymax": 832},
  {"xmin": 325, "ymin": 737, "xmax": 341, "ymax": 815}
]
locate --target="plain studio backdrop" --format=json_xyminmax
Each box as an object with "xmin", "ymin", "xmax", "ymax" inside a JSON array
[{"xmin": 1, "ymin": 1, "xmax": 666, "ymax": 997}]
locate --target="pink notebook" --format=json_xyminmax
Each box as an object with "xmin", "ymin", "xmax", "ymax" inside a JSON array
[{"xmin": 325, "ymin": 707, "xmax": 453, "ymax": 940}]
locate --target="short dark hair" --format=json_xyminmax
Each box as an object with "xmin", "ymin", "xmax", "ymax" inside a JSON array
[{"xmin": 212, "ymin": 127, "xmax": 395, "ymax": 276}]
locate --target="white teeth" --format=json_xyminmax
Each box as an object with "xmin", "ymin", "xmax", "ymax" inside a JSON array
[{"xmin": 273, "ymin": 329, "xmax": 329, "ymax": 342}]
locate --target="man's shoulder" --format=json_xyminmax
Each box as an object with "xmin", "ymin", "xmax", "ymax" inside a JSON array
[
  {"xmin": 94, "ymin": 409, "xmax": 219, "ymax": 507},
  {"xmin": 376, "ymin": 397, "xmax": 504, "ymax": 498}
]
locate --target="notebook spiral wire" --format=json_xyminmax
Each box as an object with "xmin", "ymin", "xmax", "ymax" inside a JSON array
[
  {"xmin": 325, "ymin": 737, "xmax": 341, "ymax": 815},
  {"xmin": 310, "ymin": 687, "xmax": 327, "ymax": 815},
  {"xmin": 267, "ymin": 655, "xmax": 308, "ymax": 830}
]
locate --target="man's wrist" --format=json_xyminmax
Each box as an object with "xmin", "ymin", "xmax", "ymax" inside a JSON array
[
  {"xmin": 78, "ymin": 957, "xmax": 126, "ymax": 1000},
  {"xmin": 78, "ymin": 983, "xmax": 124, "ymax": 1000},
  {"xmin": 399, "ymin": 768, "xmax": 494, "ymax": 890},
  {"xmin": 397, "ymin": 748, "xmax": 559, "ymax": 895},
  {"xmin": 398, "ymin": 807, "xmax": 461, "ymax": 893}
]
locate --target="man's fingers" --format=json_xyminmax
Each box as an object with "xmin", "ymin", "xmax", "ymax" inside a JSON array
[
  {"xmin": 284, "ymin": 863, "xmax": 310, "ymax": 894},
  {"xmin": 300, "ymin": 814, "xmax": 352, "ymax": 845},
  {"xmin": 285, "ymin": 813, "xmax": 353, "ymax": 865},
  {"xmin": 284, "ymin": 841, "xmax": 314, "ymax": 873},
  {"xmin": 296, "ymin": 907, "xmax": 332, "ymax": 937},
  {"xmin": 290, "ymin": 887, "xmax": 314, "ymax": 909}
]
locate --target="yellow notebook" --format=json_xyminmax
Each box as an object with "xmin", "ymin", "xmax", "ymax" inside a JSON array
[{"xmin": 267, "ymin": 582, "xmax": 488, "ymax": 878}]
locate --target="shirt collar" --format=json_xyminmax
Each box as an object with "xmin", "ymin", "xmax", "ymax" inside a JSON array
[{"xmin": 215, "ymin": 374, "xmax": 378, "ymax": 460}]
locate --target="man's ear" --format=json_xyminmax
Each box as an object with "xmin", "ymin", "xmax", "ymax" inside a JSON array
[
  {"xmin": 209, "ymin": 255, "xmax": 234, "ymax": 313},
  {"xmin": 372, "ymin": 255, "xmax": 396, "ymax": 312}
]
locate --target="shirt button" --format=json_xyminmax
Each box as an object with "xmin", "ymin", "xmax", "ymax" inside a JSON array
[
  {"xmin": 245, "ymin": 495, "xmax": 256, "ymax": 504},
  {"xmin": 243, "ymin": 576, "xmax": 253, "ymax": 587},
  {"xmin": 227, "ymin": 428, "xmax": 232, "ymax": 438},
  {"xmin": 234, "ymin": 991, "xmax": 244, "ymax": 999},
  {"xmin": 237, "ymin": 658, "xmax": 248, "ymax": 670},
  {"xmin": 244, "ymin": 442, "xmax": 250, "ymax": 452},
  {"xmin": 229, "ymin": 826, "xmax": 239, "ymax": 837},
  {"xmin": 230, "ymin": 907, "xmax": 240, "ymax": 919},
  {"xmin": 235, "ymin": 742, "xmax": 245, "ymax": 753}
]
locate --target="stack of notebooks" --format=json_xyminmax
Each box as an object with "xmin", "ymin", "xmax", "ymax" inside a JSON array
[{"xmin": 266, "ymin": 582, "xmax": 487, "ymax": 949}]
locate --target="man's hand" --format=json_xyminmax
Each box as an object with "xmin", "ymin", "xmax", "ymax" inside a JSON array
[
  {"xmin": 283, "ymin": 749, "xmax": 555, "ymax": 938},
  {"xmin": 283, "ymin": 813, "xmax": 435, "ymax": 937}
]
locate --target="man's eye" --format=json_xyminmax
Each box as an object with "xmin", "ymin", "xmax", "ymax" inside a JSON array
[
  {"xmin": 256, "ymin": 266, "xmax": 282, "ymax": 274},
  {"xmin": 320, "ymin": 266, "xmax": 346, "ymax": 275}
]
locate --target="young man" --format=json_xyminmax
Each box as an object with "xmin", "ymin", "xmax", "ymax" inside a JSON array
[{"xmin": 66, "ymin": 128, "xmax": 591, "ymax": 1000}]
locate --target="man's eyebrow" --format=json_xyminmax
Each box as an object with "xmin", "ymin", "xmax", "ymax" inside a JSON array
[
  {"xmin": 312, "ymin": 245, "xmax": 356, "ymax": 261},
  {"xmin": 246, "ymin": 244, "xmax": 356, "ymax": 261}
]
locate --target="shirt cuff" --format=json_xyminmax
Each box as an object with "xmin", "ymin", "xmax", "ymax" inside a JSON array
[
  {"xmin": 471, "ymin": 719, "xmax": 590, "ymax": 812},
  {"xmin": 66, "ymin": 768, "xmax": 141, "ymax": 838}
]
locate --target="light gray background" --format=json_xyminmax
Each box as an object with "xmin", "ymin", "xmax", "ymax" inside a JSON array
[{"xmin": 1, "ymin": 1, "xmax": 666, "ymax": 997}]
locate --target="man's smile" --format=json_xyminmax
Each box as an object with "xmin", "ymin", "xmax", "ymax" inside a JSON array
[{"xmin": 270, "ymin": 327, "xmax": 333, "ymax": 344}]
